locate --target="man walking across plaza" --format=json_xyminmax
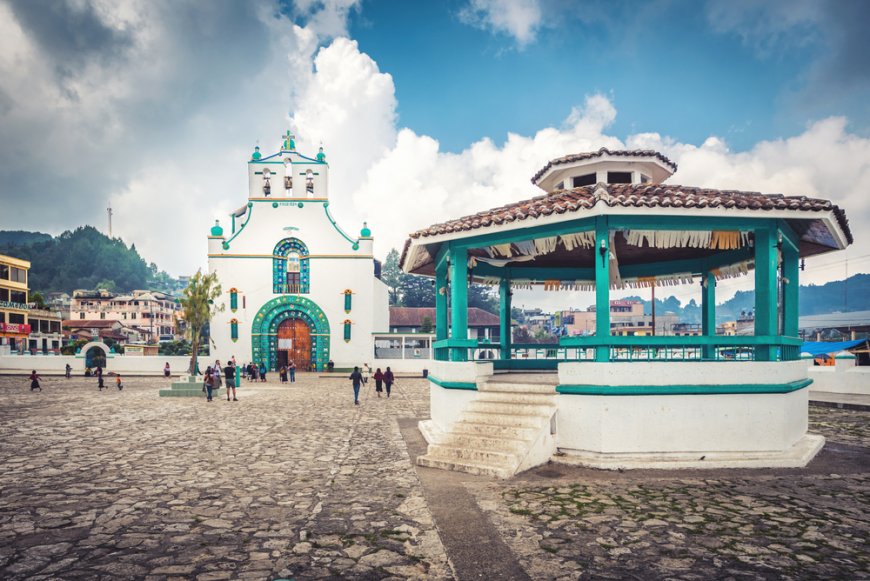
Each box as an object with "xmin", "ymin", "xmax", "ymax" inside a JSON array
[
  {"xmin": 96, "ymin": 365, "xmax": 104, "ymax": 390},
  {"xmin": 384, "ymin": 367, "xmax": 395, "ymax": 398},
  {"xmin": 224, "ymin": 361, "xmax": 237, "ymax": 401},
  {"xmin": 349, "ymin": 366, "xmax": 363, "ymax": 406}
]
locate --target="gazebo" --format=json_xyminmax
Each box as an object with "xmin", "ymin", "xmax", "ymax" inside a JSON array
[{"xmin": 400, "ymin": 148, "xmax": 852, "ymax": 477}]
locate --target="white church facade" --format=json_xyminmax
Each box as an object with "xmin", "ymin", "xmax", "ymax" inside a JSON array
[{"xmin": 208, "ymin": 133, "xmax": 390, "ymax": 371}]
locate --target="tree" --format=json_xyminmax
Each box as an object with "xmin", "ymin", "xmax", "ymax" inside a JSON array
[
  {"xmin": 178, "ymin": 270, "xmax": 223, "ymax": 375},
  {"xmin": 380, "ymin": 249, "xmax": 404, "ymax": 305},
  {"xmin": 29, "ymin": 291, "xmax": 47, "ymax": 309},
  {"xmin": 402, "ymin": 274, "xmax": 435, "ymax": 307},
  {"xmin": 420, "ymin": 316, "xmax": 433, "ymax": 333}
]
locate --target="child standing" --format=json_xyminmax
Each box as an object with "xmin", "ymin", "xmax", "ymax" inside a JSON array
[
  {"xmin": 30, "ymin": 370, "xmax": 42, "ymax": 391},
  {"xmin": 116, "ymin": 373, "xmax": 124, "ymax": 391}
]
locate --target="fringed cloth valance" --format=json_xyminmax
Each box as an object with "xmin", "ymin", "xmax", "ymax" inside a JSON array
[{"xmin": 475, "ymin": 260, "xmax": 756, "ymax": 291}]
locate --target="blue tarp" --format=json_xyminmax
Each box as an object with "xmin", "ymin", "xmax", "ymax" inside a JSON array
[{"xmin": 800, "ymin": 339, "xmax": 867, "ymax": 357}]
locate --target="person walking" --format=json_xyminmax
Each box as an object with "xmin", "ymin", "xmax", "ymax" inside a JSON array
[
  {"xmin": 384, "ymin": 367, "xmax": 395, "ymax": 398},
  {"xmin": 115, "ymin": 373, "xmax": 124, "ymax": 391},
  {"xmin": 349, "ymin": 366, "xmax": 363, "ymax": 405},
  {"xmin": 65, "ymin": 363, "xmax": 72, "ymax": 379},
  {"xmin": 362, "ymin": 363, "xmax": 371, "ymax": 385},
  {"xmin": 289, "ymin": 360, "xmax": 296, "ymax": 383},
  {"xmin": 213, "ymin": 360, "xmax": 222, "ymax": 392},
  {"xmin": 204, "ymin": 366, "xmax": 215, "ymax": 402},
  {"xmin": 224, "ymin": 361, "xmax": 237, "ymax": 401},
  {"xmin": 30, "ymin": 370, "xmax": 42, "ymax": 392},
  {"xmin": 164, "ymin": 362, "xmax": 171, "ymax": 379},
  {"xmin": 373, "ymin": 368, "xmax": 384, "ymax": 397},
  {"xmin": 96, "ymin": 365, "xmax": 105, "ymax": 390},
  {"xmin": 259, "ymin": 361, "xmax": 267, "ymax": 382},
  {"xmin": 279, "ymin": 365, "xmax": 288, "ymax": 383}
]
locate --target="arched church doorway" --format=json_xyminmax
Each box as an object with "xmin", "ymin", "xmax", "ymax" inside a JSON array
[
  {"xmin": 277, "ymin": 318, "xmax": 311, "ymax": 370},
  {"xmin": 85, "ymin": 345, "xmax": 107, "ymax": 368}
]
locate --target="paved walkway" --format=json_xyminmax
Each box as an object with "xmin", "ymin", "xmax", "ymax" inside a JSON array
[{"xmin": 0, "ymin": 373, "xmax": 867, "ymax": 580}]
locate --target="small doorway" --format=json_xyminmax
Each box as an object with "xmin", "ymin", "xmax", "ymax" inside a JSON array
[
  {"xmin": 277, "ymin": 318, "xmax": 311, "ymax": 371},
  {"xmin": 85, "ymin": 346, "xmax": 107, "ymax": 369}
]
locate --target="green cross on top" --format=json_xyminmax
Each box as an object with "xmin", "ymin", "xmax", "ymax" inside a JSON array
[{"xmin": 282, "ymin": 131, "xmax": 296, "ymax": 151}]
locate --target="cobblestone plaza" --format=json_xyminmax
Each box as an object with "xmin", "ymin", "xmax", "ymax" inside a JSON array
[{"xmin": 0, "ymin": 374, "xmax": 867, "ymax": 580}]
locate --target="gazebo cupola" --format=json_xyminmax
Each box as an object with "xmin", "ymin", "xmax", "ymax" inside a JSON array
[{"xmin": 532, "ymin": 148, "xmax": 677, "ymax": 191}]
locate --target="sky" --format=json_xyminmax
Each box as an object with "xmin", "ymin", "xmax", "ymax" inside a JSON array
[{"xmin": 1, "ymin": 0, "xmax": 869, "ymax": 310}]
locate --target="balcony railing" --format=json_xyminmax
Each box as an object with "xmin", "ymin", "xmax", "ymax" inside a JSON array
[
  {"xmin": 434, "ymin": 335, "xmax": 803, "ymax": 365},
  {"xmin": 274, "ymin": 283, "xmax": 303, "ymax": 294}
]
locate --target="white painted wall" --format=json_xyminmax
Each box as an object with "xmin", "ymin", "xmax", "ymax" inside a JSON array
[
  {"xmin": 429, "ymin": 384, "xmax": 478, "ymax": 433},
  {"xmin": 809, "ymin": 366, "xmax": 870, "ymax": 395},
  {"xmin": 0, "ymin": 355, "xmax": 191, "ymax": 376},
  {"xmin": 558, "ymin": 360, "xmax": 809, "ymax": 386},
  {"xmin": 555, "ymin": 389, "xmax": 808, "ymax": 454}
]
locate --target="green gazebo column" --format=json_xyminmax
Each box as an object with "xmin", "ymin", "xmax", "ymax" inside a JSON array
[
  {"xmin": 782, "ymin": 243, "xmax": 800, "ymax": 346},
  {"xmin": 435, "ymin": 259, "xmax": 448, "ymax": 361},
  {"xmin": 450, "ymin": 247, "xmax": 469, "ymax": 362},
  {"xmin": 754, "ymin": 225, "xmax": 779, "ymax": 361},
  {"xmin": 499, "ymin": 277, "xmax": 512, "ymax": 362},
  {"xmin": 594, "ymin": 216, "xmax": 610, "ymax": 362},
  {"xmin": 701, "ymin": 271, "xmax": 716, "ymax": 359}
]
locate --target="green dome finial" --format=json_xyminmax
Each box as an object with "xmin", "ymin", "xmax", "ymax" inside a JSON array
[
  {"xmin": 316, "ymin": 146, "xmax": 326, "ymax": 163},
  {"xmin": 210, "ymin": 220, "xmax": 224, "ymax": 237},
  {"xmin": 360, "ymin": 221, "xmax": 371, "ymax": 237},
  {"xmin": 251, "ymin": 145, "xmax": 261, "ymax": 160}
]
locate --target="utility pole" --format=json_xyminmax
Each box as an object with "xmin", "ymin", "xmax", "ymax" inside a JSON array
[{"xmin": 107, "ymin": 204, "xmax": 113, "ymax": 238}]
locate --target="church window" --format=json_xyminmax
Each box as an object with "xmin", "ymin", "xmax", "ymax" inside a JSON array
[
  {"xmin": 229, "ymin": 288, "xmax": 238, "ymax": 311},
  {"xmin": 343, "ymin": 289, "xmax": 352, "ymax": 313},
  {"xmin": 273, "ymin": 238, "xmax": 310, "ymax": 294},
  {"xmin": 230, "ymin": 318, "xmax": 239, "ymax": 341},
  {"xmin": 343, "ymin": 319, "xmax": 352, "ymax": 342},
  {"xmin": 306, "ymin": 169, "xmax": 314, "ymax": 195},
  {"xmin": 607, "ymin": 171, "xmax": 632, "ymax": 184}
]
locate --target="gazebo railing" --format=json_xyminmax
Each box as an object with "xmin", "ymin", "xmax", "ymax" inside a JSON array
[{"xmin": 435, "ymin": 336, "xmax": 802, "ymax": 363}]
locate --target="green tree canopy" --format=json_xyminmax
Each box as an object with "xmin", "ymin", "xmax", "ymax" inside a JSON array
[{"xmin": 178, "ymin": 270, "xmax": 223, "ymax": 374}]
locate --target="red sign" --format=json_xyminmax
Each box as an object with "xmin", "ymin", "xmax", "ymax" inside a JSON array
[{"xmin": 0, "ymin": 323, "xmax": 31, "ymax": 335}]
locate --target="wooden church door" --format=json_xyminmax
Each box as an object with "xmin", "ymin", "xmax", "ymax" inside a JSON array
[{"xmin": 277, "ymin": 319, "xmax": 311, "ymax": 370}]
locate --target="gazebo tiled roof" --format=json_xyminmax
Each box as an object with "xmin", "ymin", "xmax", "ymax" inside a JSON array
[
  {"xmin": 531, "ymin": 148, "xmax": 678, "ymax": 185},
  {"xmin": 407, "ymin": 183, "xmax": 852, "ymax": 243}
]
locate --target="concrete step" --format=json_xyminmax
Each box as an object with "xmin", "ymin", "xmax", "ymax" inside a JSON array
[
  {"xmin": 461, "ymin": 412, "xmax": 546, "ymax": 428},
  {"xmin": 451, "ymin": 421, "xmax": 538, "ymax": 440},
  {"xmin": 442, "ymin": 433, "xmax": 529, "ymax": 454},
  {"xmin": 417, "ymin": 455, "xmax": 514, "ymax": 479},
  {"xmin": 474, "ymin": 391, "xmax": 556, "ymax": 405},
  {"xmin": 479, "ymin": 382, "xmax": 557, "ymax": 394},
  {"xmin": 465, "ymin": 400, "xmax": 555, "ymax": 417},
  {"xmin": 426, "ymin": 444, "xmax": 519, "ymax": 466}
]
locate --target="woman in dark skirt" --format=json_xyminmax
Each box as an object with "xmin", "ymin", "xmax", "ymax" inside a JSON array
[
  {"xmin": 30, "ymin": 370, "xmax": 42, "ymax": 391},
  {"xmin": 373, "ymin": 368, "xmax": 384, "ymax": 398}
]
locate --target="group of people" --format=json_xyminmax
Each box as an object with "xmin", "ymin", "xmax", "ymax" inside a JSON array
[
  {"xmin": 203, "ymin": 358, "xmax": 240, "ymax": 402},
  {"xmin": 348, "ymin": 364, "xmax": 395, "ymax": 405},
  {"xmin": 239, "ymin": 361, "xmax": 268, "ymax": 382},
  {"xmin": 278, "ymin": 360, "xmax": 297, "ymax": 383}
]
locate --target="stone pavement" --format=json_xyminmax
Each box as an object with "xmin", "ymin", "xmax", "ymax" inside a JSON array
[
  {"xmin": 1, "ymin": 373, "xmax": 868, "ymax": 580},
  {"xmin": 0, "ymin": 373, "xmax": 451, "ymax": 580}
]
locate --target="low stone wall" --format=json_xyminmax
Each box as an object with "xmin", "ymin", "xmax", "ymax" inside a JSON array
[
  {"xmin": 0, "ymin": 355, "xmax": 192, "ymax": 376},
  {"xmin": 808, "ymin": 354, "xmax": 870, "ymax": 395}
]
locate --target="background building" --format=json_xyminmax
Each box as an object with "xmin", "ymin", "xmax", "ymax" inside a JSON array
[
  {"xmin": 70, "ymin": 289, "xmax": 180, "ymax": 342},
  {"xmin": 27, "ymin": 308, "xmax": 63, "ymax": 354},
  {"xmin": 560, "ymin": 300, "xmax": 679, "ymax": 336},
  {"xmin": 0, "ymin": 253, "xmax": 30, "ymax": 354}
]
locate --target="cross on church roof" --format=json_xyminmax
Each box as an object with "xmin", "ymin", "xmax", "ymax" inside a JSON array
[{"xmin": 282, "ymin": 131, "xmax": 296, "ymax": 151}]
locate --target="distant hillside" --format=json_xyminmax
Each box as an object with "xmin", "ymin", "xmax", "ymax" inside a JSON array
[
  {"xmin": 627, "ymin": 273, "xmax": 870, "ymax": 323},
  {"xmin": 0, "ymin": 227, "xmax": 183, "ymax": 295},
  {"xmin": 0, "ymin": 230, "xmax": 52, "ymax": 247}
]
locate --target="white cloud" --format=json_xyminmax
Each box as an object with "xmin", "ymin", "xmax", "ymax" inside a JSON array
[{"xmin": 458, "ymin": 0, "xmax": 542, "ymax": 47}]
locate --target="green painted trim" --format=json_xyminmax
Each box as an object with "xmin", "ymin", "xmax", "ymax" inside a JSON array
[
  {"xmin": 434, "ymin": 338, "xmax": 477, "ymax": 349},
  {"xmin": 619, "ymin": 248, "xmax": 753, "ymax": 279},
  {"xmin": 499, "ymin": 278, "xmax": 512, "ymax": 358},
  {"xmin": 835, "ymin": 353, "xmax": 856, "ymax": 359},
  {"xmin": 556, "ymin": 378, "xmax": 813, "ymax": 396},
  {"xmin": 223, "ymin": 203, "xmax": 254, "ymax": 249},
  {"xmin": 428, "ymin": 374, "xmax": 477, "ymax": 390},
  {"xmin": 473, "ymin": 264, "xmax": 595, "ymax": 280},
  {"xmin": 754, "ymin": 225, "xmax": 778, "ymax": 361},
  {"xmin": 249, "ymin": 198, "xmax": 328, "ymax": 204},
  {"xmin": 782, "ymin": 244, "xmax": 800, "ymax": 338},
  {"xmin": 435, "ymin": 261, "xmax": 448, "ymax": 360},
  {"xmin": 323, "ymin": 204, "xmax": 359, "ymax": 248},
  {"xmin": 451, "ymin": 216, "xmax": 596, "ymax": 250},
  {"xmin": 595, "ymin": 216, "xmax": 610, "ymax": 362}
]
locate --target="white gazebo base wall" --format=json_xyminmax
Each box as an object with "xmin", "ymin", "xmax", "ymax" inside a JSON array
[
  {"xmin": 554, "ymin": 360, "xmax": 820, "ymax": 470},
  {"xmin": 420, "ymin": 361, "xmax": 493, "ymax": 441}
]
